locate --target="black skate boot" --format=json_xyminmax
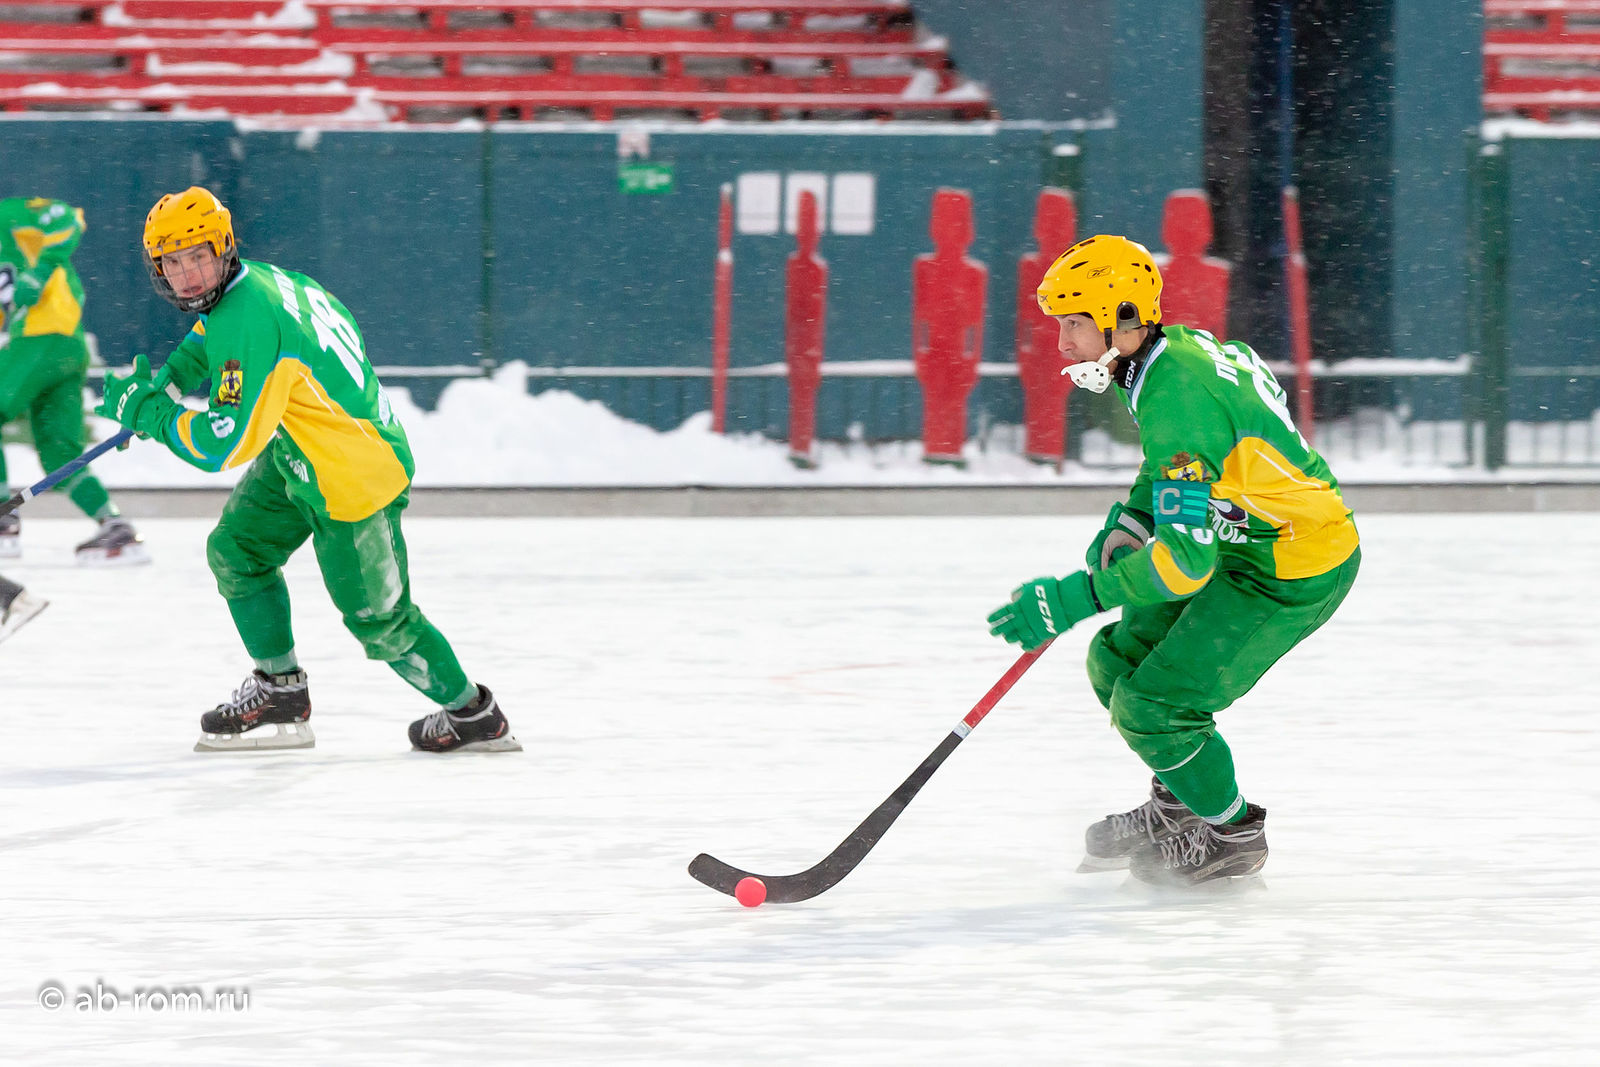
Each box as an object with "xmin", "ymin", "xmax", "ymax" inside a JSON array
[
  {"xmin": 195, "ymin": 669, "xmax": 314, "ymax": 752},
  {"xmin": 1079, "ymin": 776, "xmax": 1206, "ymax": 872},
  {"xmin": 75, "ymin": 517, "xmax": 151, "ymax": 566},
  {"xmin": 1129, "ymin": 803, "xmax": 1269, "ymax": 888},
  {"xmin": 409, "ymin": 685, "xmax": 522, "ymax": 753},
  {"xmin": 0, "ymin": 511, "xmax": 20, "ymax": 558}
]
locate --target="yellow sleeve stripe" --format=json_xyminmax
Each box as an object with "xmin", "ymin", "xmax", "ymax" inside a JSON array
[
  {"xmin": 1150, "ymin": 541, "xmax": 1213, "ymax": 597},
  {"xmin": 174, "ymin": 411, "xmax": 208, "ymax": 462},
  {"xmin": 221, "ymin": 360, "xmax": 298, "ymax": 471}
]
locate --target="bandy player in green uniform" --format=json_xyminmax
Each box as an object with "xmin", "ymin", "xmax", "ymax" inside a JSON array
[
  {"xmin": 986, "ymin": 235, "xmax": 1360, "ymax": 888},
  {"xmin": 0, "ymin": 196, "xmax": 147, "ymax": 563},
  {"xmin": 96, "ymin": 186, "xmax": 519, "ymax": 754}
]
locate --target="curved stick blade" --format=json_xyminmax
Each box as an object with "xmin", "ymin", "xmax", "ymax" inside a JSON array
[{"xmin": 686, "ymin": 648, "xmax": 1046, "ymax": 905}]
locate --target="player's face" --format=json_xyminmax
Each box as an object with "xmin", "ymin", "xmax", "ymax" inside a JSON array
[
  {"xmin": 162, "ymin": 243, "xmax": 224, "ymax": 300},
  {"xmin": 1056, "ymin": 314, "xmax": 1108, "ymax": 362}
]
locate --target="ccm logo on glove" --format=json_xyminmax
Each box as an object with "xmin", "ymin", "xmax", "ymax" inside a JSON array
[{"xmin": 1035, "ymin": 585, "xmax": 1057, "ymax": 635}]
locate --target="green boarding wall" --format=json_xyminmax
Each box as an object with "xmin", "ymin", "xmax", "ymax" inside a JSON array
[
  {"xmin": 4, "ymin": 118, "xmax": 1084, "ymax": 436},
  {"xmin": 1, "ymin": 0, "xmax": 1583, "ymax": 452},
  {"xmin": 1495, "ymin": 133, "xmax": 1600, "ymax": 424}
]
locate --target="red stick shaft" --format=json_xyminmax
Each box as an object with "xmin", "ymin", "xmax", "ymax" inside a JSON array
[{"xmin": 959, "ymin": 644, "xmax": 1047, "ymax": 733}]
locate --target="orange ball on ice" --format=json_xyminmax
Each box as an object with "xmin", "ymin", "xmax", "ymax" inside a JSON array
[{"xmin": 734, "ymin": 876, "xmax": 767, "ymax": 908}]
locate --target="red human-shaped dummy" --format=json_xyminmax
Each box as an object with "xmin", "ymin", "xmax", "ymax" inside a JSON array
[
  {"xmin": 1157, "ymin": 190, "xmax": 1230, "ymax": 338},
  {"xmin": 785, "ymin": 191, "xmax": 828, "ymax": 467},
  {"xmin": 1016, "ymin": 188, "xmax": 1077, "ymax": 465},
  {"xmin": 912, "ymin": 189, "xmax": 987, "ymax": 464}
]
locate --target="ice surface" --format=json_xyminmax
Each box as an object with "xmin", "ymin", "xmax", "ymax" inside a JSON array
[{"xmin": 2, "ymin": 512, "xmax": 1598, "ymax": 1064}]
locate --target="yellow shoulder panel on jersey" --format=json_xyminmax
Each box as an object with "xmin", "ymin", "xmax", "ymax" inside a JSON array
[
  {"xmin": 1213, "ymin": 437, "xmax": 1359, "ymax": 579},
  {"xmin": 9, "ymin": 225, "xmax": 77, "ymax": 269}
]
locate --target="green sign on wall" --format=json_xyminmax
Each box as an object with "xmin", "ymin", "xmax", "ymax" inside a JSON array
[{"xmin": 618, "ymin": 161, "xmax": 674, "ymax": 195}]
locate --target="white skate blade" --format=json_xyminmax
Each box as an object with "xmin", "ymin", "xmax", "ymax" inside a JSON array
[
  {"xmin": 0, "ymin": 590, "xmax": 49, "ymax": 645},
  {"xmin": 76, "ymin": 543, "xmax": 152, "ymax": 567},
  {"xmin": 1076, "ymin": 854, "xmax": 1131, "ymax": 874},
  {"xmin": 1122, "ymin": 871, "xmax": 1267, "ymax": 899},
  {"xmin": 415, "ymin": 734, "xmax": 524, "ymax": 754},
  {"xmin": 194, "ymin": 722, "xmax": 316, "ymax": 753}
]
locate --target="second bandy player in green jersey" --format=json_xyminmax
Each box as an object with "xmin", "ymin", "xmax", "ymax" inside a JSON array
[
  {"xmin": 97, "ymin": 186, "xmax": 519, "ymax": 754},
  {"xmin": 986, "ymin": 235, "xmax": 1360, "ymax": 888},
  {"xmin": 0, "ymin": 196, "xmax": 146, "ymax": 563}
]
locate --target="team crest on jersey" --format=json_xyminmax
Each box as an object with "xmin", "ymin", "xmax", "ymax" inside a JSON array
[
  {"xmin": 1162, "ymin": 452, "xmax": 1211, "ymax": 482},
  {"xmin": 216, "ymin": 360, "xmax": 243, "ymax": 406}
]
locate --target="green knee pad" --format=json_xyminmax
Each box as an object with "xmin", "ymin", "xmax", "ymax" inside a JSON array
[
  {"xmin": 207, "ymin": 526, "xmax": 285, "ymax": 599},
  {"xmin": 1085, "ymin": 623, "xmax": 1128, "ymax": 711},
  {"xmin": 344, "ymin": 602, "xmax": 431, "ymax": 662},
  {"xmin": 1109, "ymin": 683, "xmax": 1215, "ymax": 773}
]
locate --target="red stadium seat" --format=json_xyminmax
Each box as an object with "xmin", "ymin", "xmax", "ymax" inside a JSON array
[
  {"xmin": 1484, "ymin": 0, "xmax": 1600, "ymax": 120},
  {"xmin": 0, "ymin": 0, "xmax": 988, "ymax": 121}
]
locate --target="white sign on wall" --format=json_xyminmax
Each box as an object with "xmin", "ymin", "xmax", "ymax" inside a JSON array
[{"xmin": 735, "ymin": 172, "xmax": 877, "ymax": 236}]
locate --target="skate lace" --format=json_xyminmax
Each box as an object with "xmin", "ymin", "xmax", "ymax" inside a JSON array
[
  {"xmin": 1109, "ymin": 798, "xmax": 1186, "ymax": 842},
  {"xmin": 417, "ymin": 710, "xmax": 459, "ymax": 742},
  {"xmin": 223, "ymin": 674, "xmax": 270, "ymax": 715},
  {"xmin": 1108, "ymin": 803, "xmax": 1158, "ymax": 841},
  {"xmin": 1157, "ymin": 824, "xmax": 1214, "ymax": 870}
]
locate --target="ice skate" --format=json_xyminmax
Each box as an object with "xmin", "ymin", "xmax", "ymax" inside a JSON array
[
  {"xmin": 194, "ymin": 669, "xmax": 315, "ymax": 752},
  {"xmin": 0, "ymin": 587, "xmax": 48, "ymax": 645},
  {"xmin": 409, "ymin": 685, "xmax": 522, "ymax": 753},
  {"xmin": 1128, "ymin": 803, "xmax": 1268, "ymax": 889},
  {"xmin": 0, "ymin": 512, "xmax": 19, "ymax": 558},
  {"xmin": 74, "ymin": 517, "xmax": 151, "ymax": 567},
  {"xmin": 1078, "ymin": 776, "xmax": 1206, "ymax": 872}
]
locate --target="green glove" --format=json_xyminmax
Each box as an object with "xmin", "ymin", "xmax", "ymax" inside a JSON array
[
  {"xmin": 97, "ymin": 354, "xmax": 177, "ymax": 439},
  {"xmin": 986, "ymin": 570, "xmax": 1105, "ymax": 651},
  {"xmin": 1086, "ymin": 501, "xmax": 1153, "ymax": 571}
]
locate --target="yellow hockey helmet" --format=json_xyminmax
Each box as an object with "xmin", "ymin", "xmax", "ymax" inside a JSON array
[
  {"xmin": 1035, "ymin": 234, "xmax": 1163, "ymax": 332},
  {"xmin": 142, "ymin": 186, "xmax": 239, "ymax": 313}
]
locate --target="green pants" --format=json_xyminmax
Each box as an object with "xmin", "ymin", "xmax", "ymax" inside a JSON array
[
  {"xmin": 1085, "ymin": 547, "xmax": 1361, "ymax": 820},
  {"xmin": 0, "ymin": 332, "xmax": 112, "ymax": 518},
  {"xmin": 206, "ymin": 455, "xmax": 471, "ymax": 705}
]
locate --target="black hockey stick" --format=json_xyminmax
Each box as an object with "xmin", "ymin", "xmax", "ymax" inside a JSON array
[{"xmin": 688, "ymin": 644, "xmax": 1049, "ymax": 903}]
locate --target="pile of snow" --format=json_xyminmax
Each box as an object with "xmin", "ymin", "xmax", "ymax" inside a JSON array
[{"xmin": 4, "ymin": 361, "xmax": 1597, "ymax": 489}]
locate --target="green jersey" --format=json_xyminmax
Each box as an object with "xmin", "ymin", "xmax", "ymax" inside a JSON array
[
  {"xmin": 0, "ymin": 196, "xmax": 87, "ymax": 344},
  {"xmin": 150, "ymin": 258, "xmax": 414, "ymax": 522},
  {"xmin": 1094, "ymin": 325, "xmax": 1359, "ymax": 609}
]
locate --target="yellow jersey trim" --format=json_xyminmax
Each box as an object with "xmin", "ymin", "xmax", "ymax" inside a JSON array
[
  {"xmin": 9, "ymin": 224, "xmax": 76, "ymax": 269},
  {"xmin": 1213, "ymin": 437, "xmax": 1359, "ymax": 579},
  {"xmin": 222, "ymin": 357, "xmax": 408, "ymax": 522},
  {"xmin": 21, "ymin": 267, "xmax": 82, "ymax": 336},
  {"xmin": 1150, "ymin": 541, "xmax": 1213, "ymax": 597}
]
